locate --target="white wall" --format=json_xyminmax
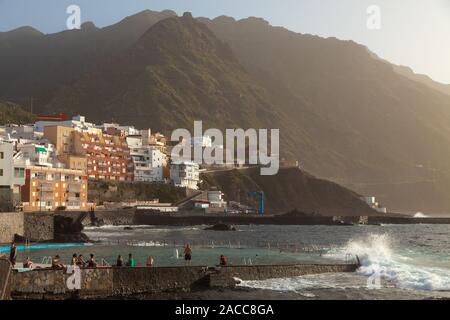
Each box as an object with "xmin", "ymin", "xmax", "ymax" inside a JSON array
[{"xmin": 0, "ymin": 142, "xmax": 14, "ymax": 187}]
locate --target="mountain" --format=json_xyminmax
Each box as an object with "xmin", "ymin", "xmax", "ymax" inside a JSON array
[
  {"xmin": 0, "ymin": 101, "xmax": 35, "ymax": 125},
  {"xmin": 200, "ymin": 16, "xmax": 450, "ymax": 213},
  {"xmin": 202, "ymin": 167, "xmax": 376, "ymax": 216},
  {"xmin": 0, "ymin": 10, "xmax": 176, "ymax": 102},
  {"xmin": 393, "ymin": 65, "xmax": 450, "ymax": 97},
  {"xmin": 42, "ymin": 13, "xmax": 332, "ymax": 167},
  {"xmin": 2, "ymin": 11, "xmax": 450, "ymax": 213},
  {"xmin": 43, "ymin": 14, "xmax": 286, "ymax": 130}
]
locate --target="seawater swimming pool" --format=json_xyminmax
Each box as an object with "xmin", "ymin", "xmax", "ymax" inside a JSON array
[
  {"xmin": 2, "ymin": 241, "xmax": 323, "ymax": 267},
  {"xmin": 1, "ymin": 225, "xmax": 337, "ymax": 267},
  {"xmin": 3, "ymin": 224, "xmax": 450, "ymax": 299}
]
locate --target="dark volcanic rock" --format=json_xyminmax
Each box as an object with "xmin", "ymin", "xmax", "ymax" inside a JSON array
[
  {"xmin": 205, "ymin": 224, "xmax": 236, "ymax": 231},
  {"xmin": 54, "ymin": 215, "xmax": 89, "ymax": 243},
  {"xmin": 13, "ymin": 234, "xmax": 27, "ymax": 243}
]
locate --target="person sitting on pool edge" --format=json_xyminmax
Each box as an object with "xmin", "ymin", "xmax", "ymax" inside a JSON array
[
  {"xmin": 87, "ymin": 254, "xmax": 97, "ymax": 268},
  {"xmin": 127, "ymin": 253, "xmax": 135, "ymax": 267},
  {"xmin": 23, "ymin": 257, "xmax": 33, "ymax": 269},
  {"xmin": 71, "ymin": 253, "xmax": 78, "ymax": 266},
  {"xmin": 116, "ymin": 255, "xmax": 124, "ymax": 267},
  {"xmin": 77, "ymin": 254, "xmax": 85, "ymax": 267},
  {"xmin": 51, "ymin": 255, "xmax": 64, "ymax": 269}
]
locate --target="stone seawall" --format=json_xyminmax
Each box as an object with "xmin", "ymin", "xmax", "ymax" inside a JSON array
[
  {"xmin": 0, "ymin": 212, "xmax": 54, "ymax": 243},
  {"xmin": 0, "ymin": 213, "xmax": 24, "ymax": 244},
  {"xmin": 134, "ymin": 212, "xmax": 346, "ymax": 226},
  {"xmin": 11, "ymin": 263, "xmax": 358, "ymax": 299},
  {"xmin": 23, "ymin": 213, "xmax": 54, "ymax": 242}
]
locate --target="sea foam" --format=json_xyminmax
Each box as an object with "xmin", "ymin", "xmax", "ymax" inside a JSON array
[{"xmin": 324, "ymin": 233, "xmax": 450, "ymax": 291}]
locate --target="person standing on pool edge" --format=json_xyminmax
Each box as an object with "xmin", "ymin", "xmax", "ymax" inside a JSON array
[
  {"xmin": 184, "ymin": 244, "xmax": 192, "ymax": 266},
  {"xmin": 9, "ymin": 242, "xmax": 17, "ymax": 267}
]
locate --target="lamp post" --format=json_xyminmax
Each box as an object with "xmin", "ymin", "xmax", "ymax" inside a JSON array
[{"xmin": 38, "ymin": 182, "xmax": 43, "ymax": 213}]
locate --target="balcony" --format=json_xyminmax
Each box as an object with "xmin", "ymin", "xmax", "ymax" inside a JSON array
[
  {"xmin": 38, "ymin": 184, "xmax": 54, "ymax": 191},
  {"xmin": 68, "ymin": 185, "xmax": 81, "ymax": 192}
]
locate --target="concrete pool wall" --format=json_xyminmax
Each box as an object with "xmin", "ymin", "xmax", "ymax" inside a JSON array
[{"xmin": 9, "ymin": 263, "xmax": 359, "ymax": 299}]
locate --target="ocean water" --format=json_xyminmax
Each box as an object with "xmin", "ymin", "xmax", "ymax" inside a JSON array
[{"xmin": 6, "ymin": 224, "xmax": 450, "ymax": 299}]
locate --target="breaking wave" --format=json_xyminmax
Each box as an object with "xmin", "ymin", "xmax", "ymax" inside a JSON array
[
  {"xmin": 414, "ymin": 212, "xmax": 429, "ymax": 218},
  {"xmin": 324, "ymin": 234, "xmax": 450, "ymax": 291},
  {"xmin": 238, "ymin": 234, "xmax": 450, "ymax": 293}
]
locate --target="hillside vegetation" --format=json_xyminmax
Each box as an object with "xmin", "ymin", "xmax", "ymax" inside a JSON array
[
  {"xmin": 202, "ymin": 167, "xmax": 376, "ymax": 216},
  {"xmin": 0, "ymin": 101, "xmax": 35, "ymax": 125}
]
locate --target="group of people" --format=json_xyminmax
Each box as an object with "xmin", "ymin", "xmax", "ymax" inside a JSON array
[
  {"xmin": 51, "ymin": 253, "xmax": 98, "ymax": 269},
  {"xmin": 114, "ymin": 253, "xmax": 148, "ymax": 267},
  {"xmin": 7, "ymin": 242, "xmax": 228, "ymax": 269},
  {"xmin": 8, "ymin": 242, "xmax": 34, "ymax": 269}
]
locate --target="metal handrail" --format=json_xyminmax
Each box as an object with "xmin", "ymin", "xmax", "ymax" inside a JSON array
[
  {"xmin": 41, "ymin": 256, "xmax": 52, "ymax": 264},
  {"xmin": 101, "ymin": 258, "xmax": 111, "ymax": 267},
  {"xmin": 0, "ymin": 259, "xmax": 12, "ymax": 300}
]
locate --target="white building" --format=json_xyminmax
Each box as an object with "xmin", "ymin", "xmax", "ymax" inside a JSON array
[
  {"xmin": 0, "ymin": 141, "xmax": 26, "ymax": 210},
  {"xmin": 99, "ymin": 123, "xmax": 141, "ymax": 136},
  {"xmin": 17, "ymin": 143, "xmax": 58, "ymax": 168},
  {"xmin": 2, "ymin": 124, "xmax": 42, "ymax": 140},
  {"xmin": 190, "ymin": 136, "xmax": 213, "ymax": 148},
  {"xmin": 0, "ymin": 124, "xmax": 45, "ymax": 148},
  {"xmin": 34, "ymin": 115, "xmax": 95, "ymax": 133},
  {"xmin": 127, "ymin": 134, "xmax": 167, "ymax": 182},
  {"xmin": 170, "ymin": 161, "xmax": 200, "ymax": 190},
  {"xmin": 360, "ymin": 196, "xmax": 387, "ymax": 214},
  {"xmin": 207, "ymin": 190, "xmax": 227, "ymax": 208}
]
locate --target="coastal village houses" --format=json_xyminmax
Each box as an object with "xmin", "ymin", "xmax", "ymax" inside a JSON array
[
  {"xmin": 0, "ymin": 141, "xmax": 26, "ymax": 211},
  {"xmin": 126, "ymin": 130, "xmax": 167, "ymax": 183},
  {"xmin": 170, "ymin": 161, "xmax": 200, "ymax": 190},
  {"xmin": 0, "ymin": 114, "xmax": 203, "ymax": 211}
]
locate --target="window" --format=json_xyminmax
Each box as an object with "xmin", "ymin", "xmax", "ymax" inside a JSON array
[
  {"xmin": 0, "ymin": 152, "xmax": 4, "ymax": 159},
  {"xmin": 14, "ymin": 168, "xmax": 25, "ymax": 178},
  {"xmin": 0, "ymin": 169, "xmax": 3, "ymax": 176}
]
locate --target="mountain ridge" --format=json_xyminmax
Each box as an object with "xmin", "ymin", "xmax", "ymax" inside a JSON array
[{"xmin": 2, "ymin": 11, "xmax": 450, "ymax": 213}]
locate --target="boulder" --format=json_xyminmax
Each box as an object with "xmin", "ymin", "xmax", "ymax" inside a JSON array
[{"xmin": 205, "ymin": 224, "xmax": 236, "ymax": 231}]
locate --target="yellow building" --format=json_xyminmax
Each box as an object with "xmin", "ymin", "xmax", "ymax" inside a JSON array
[
  {"xmin": 21, "ymin": 165, "xmax": 88, "ymax": 212},
  {"xmin": 43, "ymin": 125, "xmax": 75, "ymax": 156},
  {"xmin": 57, "ymin": 154, "xmax": 87, "ymax": 174},
  {"xmin": 43, "ymin": 126, "xmax": 87, "ymax": 173}
]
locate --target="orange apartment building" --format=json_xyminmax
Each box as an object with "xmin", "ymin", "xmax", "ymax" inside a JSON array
[
  {"xmin": 21, "ymin": 165, "xmax": 88, "ymax": 211},
  {"xmin": 44, "ymin": 125, "xmax": 133, "ymax": 181},
  {"xmin": 72, "ymin": 131, "xmax": 133, "ymax": 181}
]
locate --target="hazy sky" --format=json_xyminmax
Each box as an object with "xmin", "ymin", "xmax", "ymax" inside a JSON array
[{"xmin": 0, "ymin": 0, "xmax": 449, "ymax": 84}]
